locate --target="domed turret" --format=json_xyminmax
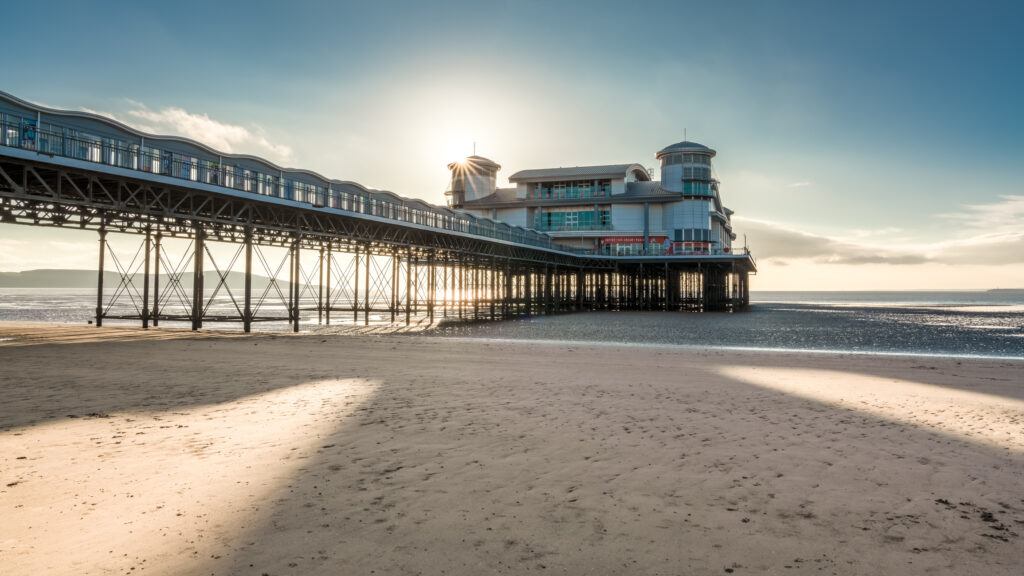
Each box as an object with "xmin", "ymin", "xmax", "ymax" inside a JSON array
[
  {"xmin": 446, "ymin": 155, "xmax": 501, "ymax": 208},
  {"xmin": 655, "ymin": 141, "xmax": 716, "ymax": 194}
]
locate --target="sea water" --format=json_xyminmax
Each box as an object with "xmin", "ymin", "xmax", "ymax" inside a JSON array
[{"xmin": 1, "ymin": 288, "xmax": 1022, "ymax": 359}]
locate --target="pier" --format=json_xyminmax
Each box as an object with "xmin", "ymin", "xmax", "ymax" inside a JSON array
[{"xmin": 0, "ymin": 91, "xmax": 754, "ymax": 331}]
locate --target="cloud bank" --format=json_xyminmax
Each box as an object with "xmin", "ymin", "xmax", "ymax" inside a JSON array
[{"xmin": 736, "ymin": 195, "xmax": 1024, "ymax": 266}]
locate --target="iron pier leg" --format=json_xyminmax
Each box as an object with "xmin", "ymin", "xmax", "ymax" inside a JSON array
[
  {"xmin": 413, "ymin": 255, "xmax": 419, "ymax": 315},
  {"xmin": 544, "ymin": 265, "xmax": 552, "ymax": 315},
  {"xmin": 353, "ymin": 248, "xmax": 360, "ymax": 323},
  {"xmin": 442, "ymin": 256, "xmax": 448, "ymax": 318},
  {"xmin": 96, "ymin": 226, "xmax": 106, "ymax": 328},
  {"xmin": 664, "ymin": 263, "xmax": 669, "ymax": 311},
  {"xmin": 293, "ymin": 239, "xmax": 300, "ymax": 333},
  {"xmin": 318, "ymin": 246, "xmax": 324, "ymax": 325},
  {"xmin": 390, "ymin": 249, "xmax": 397, "ymax": 323},
  {"xmin": 475, "ymin": 262, "xmax": 483, "ymax": 315},
  {"xmin": 405, "ymin": 247, "xmax": 412, "ymax": 326},
  {"xmin": 503, "ymin": 260, "xmax": 511, "ymax": 319},
  {"xmin": 142, "ymin": 226, "xmax": 151, "ymax": 329},
  {"xmin": 243, "ymin": 228, "xmax": 253, "ymax": 333},
  {"xmin": 191, "ymin": 222, "xmax": 204, "ymax": 331},
  {"xmin": 524, "ymin": 268, "xmax": 532, "ymax": 316},
  {"xmin": 364, "ymin": 247, "xmax": 370, "ymax": 326},
  {"xmin": 458, "ymin": 256, "xmax": 464, "ymax": 320},
  {"xmin": 153, "ymin": 232, "xmax": 161, "ymax": 327},
  {"xmin": 427, "ymin": 252, "xmax": 435, "ymax": 323},
  {"xmin": 325, "ymin": 245, "xmax": 332, "ymax": 325},
  {"xmin": 288, "ymin": 241, "xmax": 295, "ymax": 329},
  {"xmin": 490, "ymin": 257, "xmax": 496, "ymax": 321},
  {"xmin": 553, "ymin": 266, "xmax": 560, "ymax": 313}
]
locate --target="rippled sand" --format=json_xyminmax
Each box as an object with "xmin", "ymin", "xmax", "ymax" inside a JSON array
[{"xmin": 1, "ymin": 322, "xmax": 1022, "ymax": 575}]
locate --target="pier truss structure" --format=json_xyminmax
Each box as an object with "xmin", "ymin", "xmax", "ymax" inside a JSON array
[{"xmin": 0, "ymin": 92, "xmax": 754, "ymax": 332}]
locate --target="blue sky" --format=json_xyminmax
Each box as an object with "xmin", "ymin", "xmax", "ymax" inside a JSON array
[{"xmin": 2, "ymin": 0, "xmax": 1022, "ymax": 288}]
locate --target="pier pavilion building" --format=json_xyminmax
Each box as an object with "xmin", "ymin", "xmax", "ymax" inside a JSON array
[{"xmin": 445, "ymin": 141, "xmax": 737, "ymax": 257}]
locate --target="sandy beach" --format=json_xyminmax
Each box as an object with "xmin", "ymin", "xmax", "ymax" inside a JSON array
[{"xmin": 1, "ymin": 322, "xmax": 1022, "ymax": 575}]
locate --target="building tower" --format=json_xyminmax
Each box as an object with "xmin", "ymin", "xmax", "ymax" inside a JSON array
[
  {"xmin": 655, "ymin": 141, "xmax": 716, "ymax": 196},
  {"xmin": 445, "ymin": 156, "xmax": 501, "ymax": 209}
]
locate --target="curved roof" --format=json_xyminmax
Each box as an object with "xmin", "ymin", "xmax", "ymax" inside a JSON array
[
  {"xmin": 508, "ymin": 163, "xmax": 650, "ymax": 183},
  {"xmin": 655, "ymin": 141, "xmax": 716, "ymax": 158}
]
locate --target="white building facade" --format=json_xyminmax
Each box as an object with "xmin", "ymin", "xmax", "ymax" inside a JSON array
[{"xmin": 446, "ymin": 141, "xmax": 737, "ymax": 256}]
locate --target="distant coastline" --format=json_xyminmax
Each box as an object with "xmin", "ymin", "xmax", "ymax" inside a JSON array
[{"xmin": 0, "ymin": 269, "xmax": 275, "ymax": 290}]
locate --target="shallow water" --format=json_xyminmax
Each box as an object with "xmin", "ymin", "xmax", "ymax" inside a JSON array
[
  {"xmin": 1, "ymin": 288, "xmax": 1022, "ymax": 358},
  {"xmin": 426, "ymin": 302, "xmax": 1024, "ymax": 360}
]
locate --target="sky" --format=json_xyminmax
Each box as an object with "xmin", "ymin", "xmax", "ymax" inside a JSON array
[{"xmin": 1, "ymin": 0, "xmax": 1022, "ymax": 290}]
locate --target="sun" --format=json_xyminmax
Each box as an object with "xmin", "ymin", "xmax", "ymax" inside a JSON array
[{"xmin": 439, "ymin": 137, "xmax": 473, "ymax": 165}]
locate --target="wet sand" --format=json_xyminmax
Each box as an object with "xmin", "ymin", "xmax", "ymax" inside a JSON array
[{"xmin": 1, "ymin": 322, "xmax": 1022, "ymax": 575}]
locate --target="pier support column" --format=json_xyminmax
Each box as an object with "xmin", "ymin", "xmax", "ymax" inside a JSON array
[
  {"xmin": 325, "ymin": 245, "xmax": 332, "ymax": 325},
  {"xmin": 524, "ymin": 268, "xmax": 532, "ymax": 316},
  {"xmin": 152, "ymin": 232, "xmax": 161, "ymax": 327},
  {"xmin": 664, "ymin": 263, "xmax": 670, "ymax": 311},
  {"xmin": 191, "ymin": 222, "xmax": 204, "ymax": 331},
  {"xmin": 576, "ymin": 269, "xmax": 584, "ymax": 311},
  {"xmin": 503, "ymin": 260, "xmax": 512, "ymax": 319},
  {"xmin": 96, "ymin": 226, "xmax": 106, "ymax": 327},
  {"xmin": 142, "ymin": 226, "xmax": 151, "ymax": 328},
  {"xmin": 288, "ymin": 244, "xmax": 294, "ymax": 324},
  {"xmin": 390, "ymin": 248, "xmax": 398, "ymax": 324},
  {"xmin": 412, "ymin": 253, "xmax": 419, "ymax": 315},
  {"xmin": 553, "ymin": 266, "xmax": 560, "ymax": 313},
  {"xmin": 639, "ymin": 263, "xmax": 645, "ymax": 310},
  {"xmin": 353, "ymin": 247, "xmax": 360, "ymax": 323},
  {"xmin": 405, "ymin": 247, "xmax": 412, "ymax": 326},
  {"xmin": 490, "ymin": 257, "xmax": 497, "ymax": 321},
  {"xmin": 243, "ymin": 227, "xmax": 253, "ymax": 333},
  {"xmin": 471, "ymin": 264, "xmax": 478, "ymax": 319},
  {"xmin": 546, "ymin": 265, "xmax": 554, "ymax": 315},
  {"xmin": 293, "ymin": 237, "xmax": 301, "ymax": 333},
  {"xmin": 427, "ymin": 252, "xmax": 435, "ymax": 323},
  {"xmin": 442, "ymin": 255, "xmax": 449, "ymax": 318},
  {"xmin": 458, "ymin": 255, "xmax": 464, "ymax": 319},
  {"xmin": 318, "ymin": 246, "xmax": 325, "ymax": 325},
  {"xmin": 364, "ymin": 247, "xmax": 370, "ymax": 326}
]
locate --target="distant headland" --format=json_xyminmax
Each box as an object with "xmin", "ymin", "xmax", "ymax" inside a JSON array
[{"xmin": 0, "ymin": 269, "xmax": 275, "ymax": 290}]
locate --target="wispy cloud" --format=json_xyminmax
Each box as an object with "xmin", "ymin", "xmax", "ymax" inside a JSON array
[
  {"xmin": 83, "ymin": 101, "xmax": 293, "ymax": 165},
  {"xmin": 737, "ymin": 195, "xmax": 1024, "ymax": 266},
  {"xmin": 784, "ymin": 181, "xmax": 812, "ymax": 188},
  {"xmin": 736, "ymin": 218, "xmax": 931, "ymax": 265},
  {"xmin": 940, "ymin": 194, "xmax": 1024, "ymax": 232}
]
